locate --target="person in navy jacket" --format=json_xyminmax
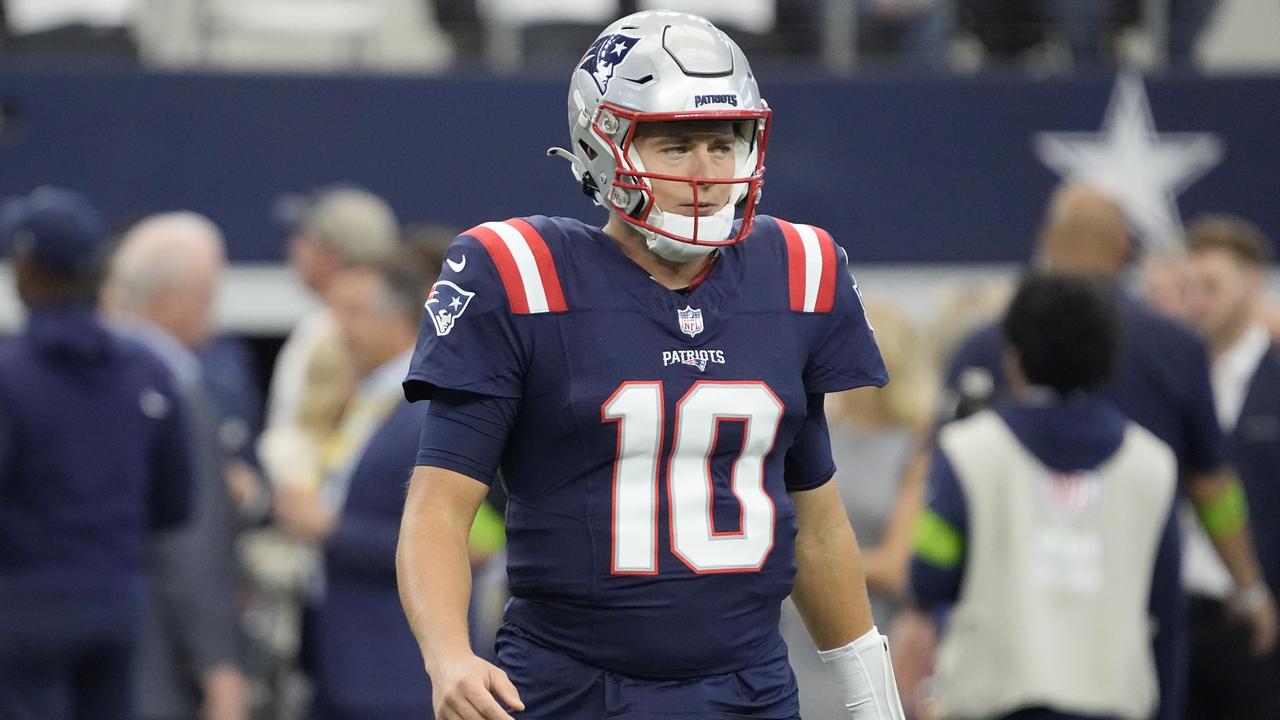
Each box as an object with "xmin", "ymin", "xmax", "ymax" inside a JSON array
[
  {"xmin": 0, "ymin": 187, "xmax": 193, "ymax": 719},
  {"xmin": 1182, "ymin": 214, "xmax": 1280, "ymax": 718},
  {"xmin": 273, "ymin": 254, "xmax": 440, "ymax": 720}
]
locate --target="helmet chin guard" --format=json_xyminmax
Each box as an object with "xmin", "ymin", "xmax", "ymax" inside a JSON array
[{"xmin": 552, "ymin": 11, "xmax": 772, "ymax": 250}]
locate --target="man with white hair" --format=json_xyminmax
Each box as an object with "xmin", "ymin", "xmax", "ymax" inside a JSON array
[{"xmin": 105, "ymin": 212, "xmax": 249, "ymax": 720}]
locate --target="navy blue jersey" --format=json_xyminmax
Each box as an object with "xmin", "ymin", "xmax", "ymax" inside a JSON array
[
  {"xmin": 405, "ymin": 215, "xmax": 886, "ymax": 678},
  {"xmin": 943, "ymin": 290, "xmax": 1227, "ymax": 479}
]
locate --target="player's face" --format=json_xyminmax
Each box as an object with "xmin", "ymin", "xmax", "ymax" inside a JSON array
[
  {"xmin": 1186, "ymin": 248, "xmax": 1260, "ymax": 345},
  {"xmin": 632, "ymin": 121, "xmax": 738, "ymax": 216}
]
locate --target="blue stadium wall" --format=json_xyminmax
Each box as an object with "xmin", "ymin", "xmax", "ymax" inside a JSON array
[{"xmin": 0, "ymin": 70, "xmax": 1277, "ymax": 264}]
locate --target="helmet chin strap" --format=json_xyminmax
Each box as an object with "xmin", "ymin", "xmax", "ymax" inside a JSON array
[{"xmin": 641, "ymin": 205, "xmax": 733, "ymax": 262}]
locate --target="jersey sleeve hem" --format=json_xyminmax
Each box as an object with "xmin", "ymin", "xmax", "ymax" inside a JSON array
[
  {"xmin": 403, "ymin": 369, "xmax": 524, "ymax": 402},
  {"xmin": 786, "ymin": 466, "xmax": 836, "ymax": 493},
  {"xmin": 805, "ymin": 368, "xmax": 889, "ymax": 395},
  {"xmin": 414, "ymin": 451, "xmax": 497, "ymax": 486}
]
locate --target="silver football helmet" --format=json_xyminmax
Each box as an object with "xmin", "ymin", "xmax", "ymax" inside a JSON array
[{"xmin": 548, "ymin": 11, "xmax": 771, "ymax": 258}]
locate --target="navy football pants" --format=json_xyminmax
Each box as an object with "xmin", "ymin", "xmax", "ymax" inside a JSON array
[
  {"xmin": 0, "ymin": 622, "xmax": 135, "ymax": 720},
  {"xmin": 496, "ymin": 625, "xmax": 801, "ymax": 720}
]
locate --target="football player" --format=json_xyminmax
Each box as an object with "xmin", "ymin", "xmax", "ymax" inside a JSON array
[{"xmin": 397, "ymin": 11, "xmax": 905, "ymax": 720}]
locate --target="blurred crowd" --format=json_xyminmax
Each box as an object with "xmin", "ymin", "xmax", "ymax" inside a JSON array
[
  {"xmin": 0, "ymin": 186, "xmax": 500, "ymax": 720},
  {"xmin": 4, "ymin": 172, "xmax": 1280, "ymax": 719},
  {"xmin": 0, "ymin": 0, "xmax": 1270, "ymax": 75}
]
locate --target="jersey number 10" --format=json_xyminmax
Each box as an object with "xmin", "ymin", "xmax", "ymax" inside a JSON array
[{"xmin": 602, "ymin": 381, "xmax": 782, "ymax": 575}]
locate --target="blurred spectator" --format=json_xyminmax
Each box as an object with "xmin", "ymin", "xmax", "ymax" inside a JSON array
[
  {"xmin": 1182, "ymin": 213, "xmax": 1280, "ymax": 719},
  {"xmin": 104, "ymin": 212, "xmax": 249, "ymax": 720},
  {"xmin": 1140, "ymin": 248, "xmax": 1193, "ymax": 323},
  {"xmin": 475, "ymin": 0, "xmax": 616, "ymax": 70},
  {"xmin": 900, "ymin": 182, "xmax": 1277, "ymax": 718},
  {"xmin": 857, "ymin": 0, "xmax": 954, "ymax": 71},
  {"xmin": 912, "ymin": 272, "xmax": 1181, "ymax": 720},
  {"xmin": 198, "ymin": 337, "xmax": 268, "ymax": 520},
  {"xmin": 959, "ymin": 0, "xmax": 1060, "ymax": 67},
  {"xmin": 783, "ymin": 296, "xmax": 934, "ymax": 717},
  {"xmin": 927, "ymin": 279, "xmax": 1015, "ymax": 419},
  {"xmin": 1, "ymin": 0, "xmax": 138, "ymax": 62},
  {"xmin": 959, "ymin": 0, "xmax": 1223, "ymax": 71},
  {"xmin": 638, "ymin": 0, "xmax": 773, "ymax": 34},
  {"xmin": 273, "ymin": 247, "xmax": 444, "ymax": 719},
  {"xmin": 832, "ymin": 298, "xmax": 936, "ymax": 606},
  {"xmin": 0, "ymin": 187, "xmax": 193, "ymax": 720},
  {"xmin": 1121, "ymin": 0, "xmax": 1223, "ymax": 69},
  {"xmin": 260, "ymin": 186, "xmax": 398, "ymax": 494},
  {"xmin": 242, "ymin": 187, "xmax": 397, "ymax": 718},
  {"xmin": 133, "ymin": 0, "xmax": 453, "ymax": 71}
]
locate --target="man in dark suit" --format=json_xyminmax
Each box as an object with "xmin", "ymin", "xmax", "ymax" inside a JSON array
[
  {"xmin": 0, "ymin": 187, "xmax": 193, "ymax": 719},
  {"xmin": 274, "ymin": 249, "xmax": 442, "ymax": 719},
  {"xmin": 1183, "ymin": 213, "xmax": 1280, "ymax": 718},
  {"xmin": 105, "ymin": 212, "xmax": 248, "ymax": 720}
]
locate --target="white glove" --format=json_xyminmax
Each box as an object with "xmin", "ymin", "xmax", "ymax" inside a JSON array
[{"xmin": 818, "ymin": 626, "xmax": 907, "ymax": 719}]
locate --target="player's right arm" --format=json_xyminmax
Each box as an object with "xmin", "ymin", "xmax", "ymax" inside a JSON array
[
  {"xmin": 398, "ymin": 223, "xmax": 546, "ymax": 717},
  {"xmin": 397, "ymin": 465, "xmax": 523, "ymax": 720}
]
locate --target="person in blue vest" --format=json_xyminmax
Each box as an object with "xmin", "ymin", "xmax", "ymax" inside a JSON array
[
  {"xmin": 912, "ymin": 272, "xmax": 1182, "ymax": 720},
  {"xmin": 272, "ymin": 251, "xmax": 441, "ymax": 720},
  {"xmin": 1182, "ymin": 213, "xmax": 1280, "ymax": 718},
  {"xmin": 0, "ymin": 187, "xmax": 194, "ymax": 719}
]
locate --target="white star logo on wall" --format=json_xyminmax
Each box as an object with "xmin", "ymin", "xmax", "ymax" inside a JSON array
[{"xmin": 1034, "ymin": 74, "xmax": 1225, "ymax": 250}]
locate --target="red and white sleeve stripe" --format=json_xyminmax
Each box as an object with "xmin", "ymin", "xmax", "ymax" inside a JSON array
[
  {"xmin": 776, "ymin": 218, "xmax": 838, "ymax": 313},
  {"xmin": 463, "ymin": 218, "xmax": 568, "ymax": 314}
]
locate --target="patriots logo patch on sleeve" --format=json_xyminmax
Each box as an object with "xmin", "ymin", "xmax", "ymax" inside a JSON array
[
  {"xmin": 425, "ymin": 280, "xmax": 476, "ymax": 336},
  {"xmin": 579, "ymin": 33, "xmax": 640, "ymax": 94}
]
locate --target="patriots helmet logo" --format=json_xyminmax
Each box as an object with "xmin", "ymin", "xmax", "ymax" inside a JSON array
[
  {"xmin": 579, "ymin": 33, "xmax": 640, "ymax": 94},
  {"xmin": 425, "ymin": 280, "xmax": 476, "ymax": 336}
]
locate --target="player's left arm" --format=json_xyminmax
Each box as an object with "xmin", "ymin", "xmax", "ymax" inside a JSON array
[
  {"xmin": 785, "ymin": 233, "xmax": 902, "ymax": 717},
  {"xmin": 791, "ymin": 482, "xmax": 906, "ymax": 719},
  {"xmin": 791, "ymin": 480, "xmax": 874, "ymax": 646}
]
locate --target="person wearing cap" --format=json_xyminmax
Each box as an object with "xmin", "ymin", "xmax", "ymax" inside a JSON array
[
  {"xmin": 0, "ymin": 187, "xmax": 195, "ymax": 719},
  {"xmin": 264, "ymin": 186, "xmax": 400, "ymax": 443},
  {"xmin": 246, "ymin": 187, "xmax": 401, "ymax": 705}
]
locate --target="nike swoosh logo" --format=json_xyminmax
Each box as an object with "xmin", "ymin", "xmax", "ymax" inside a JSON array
[{"xmin": 446, "ymin": 255, "xmax": 466, "ymax": 273}]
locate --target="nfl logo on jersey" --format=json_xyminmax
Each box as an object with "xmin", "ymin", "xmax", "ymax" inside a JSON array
[
  {"xmin": 677, "ymin": 306, "xmax": 704, "ymax": 337},
  {"xmin": 425, "ymin": 280, "xmax": 476, "ymax": 336}
]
